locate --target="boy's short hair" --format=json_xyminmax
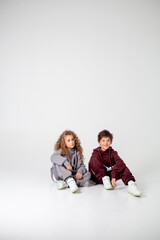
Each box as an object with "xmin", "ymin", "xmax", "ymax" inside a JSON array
[{"xmin": 98, "ymin": 129, "xmax": 113, "ymax": 142}]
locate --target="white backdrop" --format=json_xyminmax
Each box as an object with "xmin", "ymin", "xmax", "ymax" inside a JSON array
[
  {"xmin": 1, "ymin": 0, "xmax": 160, "ymax": 174},
  {"xmin": 1, "ymin": 1, "xmax": 160, "ymax": 240}
]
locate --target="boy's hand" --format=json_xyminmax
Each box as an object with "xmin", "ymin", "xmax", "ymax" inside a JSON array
[
  {"xmin": 67, "ymin": 165, "xmax": 72, "ymax": 171},
  {"xmin": 75, "ymin": 172, "xmax": 82, "ymax": 180},
  {"xmin": 111, "ymin": 178, "xmax": 116, "ymax": 187}
]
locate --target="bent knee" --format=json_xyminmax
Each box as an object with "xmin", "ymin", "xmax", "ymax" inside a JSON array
[{"xmin": 84, "ymin": 171, "xmax": 91, "ymax": 180}]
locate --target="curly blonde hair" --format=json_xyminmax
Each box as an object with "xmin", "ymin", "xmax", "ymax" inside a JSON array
[{"xmin": 54, "ymin": 130, "xmax": 84, "ymax": 161}]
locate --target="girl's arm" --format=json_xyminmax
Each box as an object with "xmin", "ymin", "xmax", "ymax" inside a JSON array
[
  {"xmin": 76, "ymin": 152, "xmax": 87, "ymax": 174},
  {"xmin": 50, "ymin": 150, "xmax": 70, "ymax": 167}
]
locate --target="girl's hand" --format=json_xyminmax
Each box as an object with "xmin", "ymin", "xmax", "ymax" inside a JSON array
[
  {"xmin": 67, "ymin": 165, "xmax": 72, "ymax": 171},
  {"xmin": 111, "ymin": 178, "xmax": 116, "ymax": 187},
  {"xmin": 76, "ymin": 172, "xmax": 82, "ymax": 180}
]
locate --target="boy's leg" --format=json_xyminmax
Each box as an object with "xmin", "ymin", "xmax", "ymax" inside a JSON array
[
  {"xmin": 76, "ymin": 172, "xmax": 91, "ymax": 187},
  {"xmin": 119, "ymin": 166, "xmax": 135, "ymax": 185},
  {"xmin": 102, "ymin": 171, "xmax": 113, "ymax": 189},
  {"xmin": 89, "ymin": 167, "xmax": 108, "ymax": 184}
]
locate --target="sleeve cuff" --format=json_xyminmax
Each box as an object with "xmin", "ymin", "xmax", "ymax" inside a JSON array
[
  {"xmin": 77, "ymin": 169, "xmax": 83, "ymax": 174},
  {"xmin": 63, "ymin": 160, "xmax": 70, "ymax": 167},
  {"xmin": 111, "ymin": 172, "xmax": 117, "ymax": 179}
]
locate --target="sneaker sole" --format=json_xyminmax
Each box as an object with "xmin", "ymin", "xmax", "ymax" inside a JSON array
[
  {"xmin": 104, "ymin": 187, "xmax": 113, "ymax": 190},
  {"xmin": 57, "ymin": 182, "xmax": 68, "ymax": 190},
  {"xmin": 71, "ymin": 186, "xmax": 78, "ymax": 193},
  {"xmin": 128, "ymin": 190, "xmax": 141, "ymax": 197}
]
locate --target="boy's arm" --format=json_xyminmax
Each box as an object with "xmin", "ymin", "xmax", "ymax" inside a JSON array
[
  {"xmin": 89, "ymin": 152, "xmax": 106, "ymax": 184},
  {"xmin": 111, "ymin": 149, "xmax": 126, "ymax": 180},
  {"xmin": 111, "ymin": 178, "xmax": 116, "ymax": 187},
  {"xmin": 50, "ymin": 151, "xmax": 70, "ymax": 167}
]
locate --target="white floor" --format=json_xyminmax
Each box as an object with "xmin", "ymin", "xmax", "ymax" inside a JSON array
[{"xmin": 0, "ymin": 163, "xmax": 160, "ymax": 240}]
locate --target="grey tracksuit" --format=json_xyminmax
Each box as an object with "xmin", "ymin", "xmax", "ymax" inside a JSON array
[{"xmin": 50, "ymin": 148, "xmax": 91, "ymax": 187}]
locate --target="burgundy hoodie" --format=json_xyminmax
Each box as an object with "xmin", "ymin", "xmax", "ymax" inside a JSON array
[{"xmin": 89, "ymin": 146, "xmax": 126, "ymax": 184}]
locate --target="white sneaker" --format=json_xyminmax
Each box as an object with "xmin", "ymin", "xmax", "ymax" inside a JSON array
[
  {"xmin": 102, "ymin": 176, "xmax": 113, "ymax": 190},
  {"xmin": 128, "ymin": 181, "xmax": 141, "ymax": 197},
  {"xmin": 57, "ymin": 180, "xmax": 68, "ymax": 190},
  {"xmin": 66, "ymin": 178, "xmax": 78, "ymax": 193}
]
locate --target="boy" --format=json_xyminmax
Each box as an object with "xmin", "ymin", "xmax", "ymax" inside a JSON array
[{"xmin": 89, "ymin": 130, "xmax": 141, "ymax": 197}]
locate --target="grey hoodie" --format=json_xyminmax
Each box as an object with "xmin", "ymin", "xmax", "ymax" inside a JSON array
[{"xmin": 50, "ymin": 148, "xmax": 87, "ymax": 175}]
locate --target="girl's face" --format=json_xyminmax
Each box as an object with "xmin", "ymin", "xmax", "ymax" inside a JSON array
[
  {"xmin": 98, "ymin": 137, "xmax": 112, "ymax": 151},
  {"xmin": 64, "ymin": 135, "xmax": 75, "ymax": 150}
]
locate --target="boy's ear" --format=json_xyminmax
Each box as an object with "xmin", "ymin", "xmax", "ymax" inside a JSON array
[{"xmin": 97, "ymin": 140, "xmax": 100, "ymax": 145}]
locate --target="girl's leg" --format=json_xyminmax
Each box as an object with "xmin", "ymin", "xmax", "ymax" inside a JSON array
[
  {"xmin": 51, "ymin": 165, "xmax": 78, "ymax": 192},
  {"xmin": 55, "ymin": 164, "xmax": 73, "ymax": 181},
  {"xmin": 50, "ymin": 165, "xmax": 59, "ymax": 182},
  {"xmin": 76, "ymin": 172, "xmax": 91, "ymax": 187}
]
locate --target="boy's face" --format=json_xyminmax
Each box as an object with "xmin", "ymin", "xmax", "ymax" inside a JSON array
[
  {"xmin": 98, "ymin": 137, "xmax": 112, "ymax": 151},
  {"xmin": 64, "ymin": 135, "xmax": 75, "ymax": 150}
]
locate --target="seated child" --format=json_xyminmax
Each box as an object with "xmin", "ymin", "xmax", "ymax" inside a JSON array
[
  {"xmin": 89, "ymin": 129, "xmax": 141, "ymax": 197},
  {"xmin": 50, "ymin": 130, "xmax": 91, "ymax": 193}
]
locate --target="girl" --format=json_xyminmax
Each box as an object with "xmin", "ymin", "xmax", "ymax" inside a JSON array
[{"xmin": 50, "ymin": 130, "xmax": 91, "ymax": 193}]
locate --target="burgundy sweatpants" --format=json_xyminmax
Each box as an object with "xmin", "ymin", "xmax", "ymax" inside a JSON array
[{"xmin": 107, "ymin": 166, "xmax": 135, "ymax": 185}]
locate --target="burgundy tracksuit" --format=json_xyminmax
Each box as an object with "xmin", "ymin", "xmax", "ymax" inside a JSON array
[{"xmin": 89, "ymin": 146, "xmax": 135, "ymax": 185}]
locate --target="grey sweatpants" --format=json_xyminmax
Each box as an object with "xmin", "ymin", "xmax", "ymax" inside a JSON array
[{"xmin": 50, "ymin": 164, "xmax": 91, "ymax": 187}]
